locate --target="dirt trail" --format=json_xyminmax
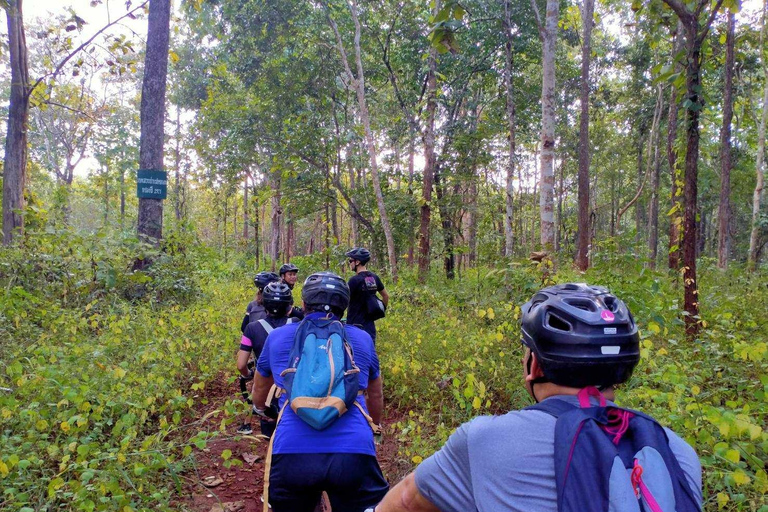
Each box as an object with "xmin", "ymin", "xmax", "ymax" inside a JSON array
[{"xmin": 175, "ymin": 375, "xmax": 411, "ymax": 512}]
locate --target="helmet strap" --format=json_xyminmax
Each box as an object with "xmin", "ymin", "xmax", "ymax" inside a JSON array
[{"xmin": 525, "ymin": 354, "xmax": 549, "ymax": 403}]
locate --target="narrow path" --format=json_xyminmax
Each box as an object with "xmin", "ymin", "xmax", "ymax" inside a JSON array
[{"xmin": 175, "ymin": 375, "xmax": 411, "ymax": 512}]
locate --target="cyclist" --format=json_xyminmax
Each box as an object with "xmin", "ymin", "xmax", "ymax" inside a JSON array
[
  {"xmin": 236, "ymin": 281, "xmax": 299, "ymax": 436},
  {"xmin": 279, "ymin": 263, "xmax": 299, "ymax": 289},
  {"xmin": 370, "ymin": 283, "xmax": 702, "ymax": 512},
  {"xmin": 240, "ymin": 271, "xmax": 280, "ymax": 333},
  {"xmin": 252, "ymin": 271, "xmax": 388, "ymax": 512},
  {"xmin": 345, "ymin": 247, "xmax": 389, "ymax": 343},
  {"xmin": 279, "ymin": 262, "xmax": 304, "ymax": 319}
]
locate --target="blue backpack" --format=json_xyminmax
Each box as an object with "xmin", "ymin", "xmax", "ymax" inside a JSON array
[
  {"xmin": 527, "ymin": 387, "xmax": 701, "ymax": 512},
  {"xmin": 280, "ymin": 315, "xmax": 360, "ymax": 430}
]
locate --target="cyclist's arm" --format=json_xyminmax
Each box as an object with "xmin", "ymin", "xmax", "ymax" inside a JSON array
[
  {"xmin": 379, "ymin": 288, "xmax": 390, "ymax": 308},
  {"xmin": 240, "ymin": 313, "xmax": 249, "ymax": 333},
  {"xmin": 367, "ymin": 376, "xmax": 383, "ymax": 425},
  {"xmin": 374, "ymin": 473, "xmax": 439, "ymax": 512},
  {"xmin": 236, "ymin": 349, "xmax": 252, "ymax": 377},
  {"xmin": 252, "ymin": 373, "xmax": 273, "ymax": 409}
]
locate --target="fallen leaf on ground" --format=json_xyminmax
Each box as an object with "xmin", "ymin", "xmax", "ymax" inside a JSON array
[
  {"xmin": 202, "ymin": 475, "xmax": 224, "ymax": 488},
  {"xmin": 242, "ymin": 452, "xmax": 261, "ymax": 465},
  {"xmin": 210, "ymin": 501, "xmax": 246, "ymax": 512}
]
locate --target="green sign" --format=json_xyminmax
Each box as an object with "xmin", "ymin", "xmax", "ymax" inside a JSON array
[{"xmin": 137, "ymin": 169, "xmax": 167, "ymax": 199}]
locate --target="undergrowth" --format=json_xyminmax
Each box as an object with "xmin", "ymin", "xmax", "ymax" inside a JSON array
[{"xmin": 1, "ymin": 235, "xmax": 766, "ymax": 511}]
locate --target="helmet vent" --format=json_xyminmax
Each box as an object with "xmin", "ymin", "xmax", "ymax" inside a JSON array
[
  {"xmin": 603, "ymin": 296, "xmax": 618, "ymax": 312},
  {"xmin": 563, "ymin": 298, "xmax": 597, "ymax": 312},
  {"xmin": 546, "ymin": 312, "xmax": 572, "ymax": 332}
]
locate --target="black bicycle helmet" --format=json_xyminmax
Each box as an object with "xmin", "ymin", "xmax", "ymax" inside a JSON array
[
  {"xmin": 345, "ymin": 247, "xmax": 371, "ymax": 265},
  {"xmin": 253, "ymin": 271, "xmax": 280, "ymax": 290},
  {"xmin": 262, "ymin": 282, "xmax": 294, "ymax": 317},
  {"xmin": 279, "ymin": 263, "xmax": 299, "ymax": 276},
  {"xmin": 301, "ymin": 271, "xmax": 350, "ymax": 314},
  {"xmin": 520, "ymin": 283, "xmax": 640, "ymax": 388}
]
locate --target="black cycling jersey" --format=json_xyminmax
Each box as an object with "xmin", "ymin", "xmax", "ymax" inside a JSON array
[
  {"xmin": 346, "ymin": 271, "xmax": 384, "ymax": 327},
  {"xmin": 239, "ymin": 316, "xmax": 297, "ymax": 357}
]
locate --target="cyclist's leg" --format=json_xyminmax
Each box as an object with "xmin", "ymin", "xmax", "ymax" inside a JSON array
[
  {"xmin": 268, "ymin": 454, "xmax": 324, "ymax": 512},
  {"xmin": 325, "ymin": 453, "xmax": 389, "ymax": 511}
]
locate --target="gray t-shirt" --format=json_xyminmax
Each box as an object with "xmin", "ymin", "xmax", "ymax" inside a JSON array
[{"xmin": 415, "ymin": 395, "xmax": 702, "ymax": 512}]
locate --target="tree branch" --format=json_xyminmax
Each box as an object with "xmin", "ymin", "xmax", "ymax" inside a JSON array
[
  {"xmin": 27, "ymin": 0, "xmax": 149, "ymax": 99},
  {"xmin": 698, "ymin": 0, "xmax": 725, "ymax": 43},
  {"xmin": 660, "ymin": 0, "xmax": 695, "ymax": 27},
  {"xmin": 322, "ymin": 1, "xmax": 357, "ymax": 87},
  {"xmin": 529, "ymin": 0, "xmax": 544, "ymax": 40}
]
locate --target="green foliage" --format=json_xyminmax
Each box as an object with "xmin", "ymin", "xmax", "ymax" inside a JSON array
[
  {"xmin": 1, "ymin": 227, "xmax": 766, "ymax": 510},
  {"xmin": 380, "ymin": 260, "xmax": 768, "ymax": 510},
  {"xmin": 0, "ymin": 233, "xmax": 247, "ymax": 511}
]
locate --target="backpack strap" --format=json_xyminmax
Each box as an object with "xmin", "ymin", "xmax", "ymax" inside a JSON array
[
  {"xmin": 262, "ymin": 400, "xmax": 288, "ymax": 512},
  {"xmin": 525, "ymin": 398, "xmax": 578, "ymax": 418},
  {"xmin": 285, "ymin": 317, "xmax": 297, "ymax": 325},
  {"xmin": 258, "ymin": 318, "xmax": 274, "ymax": 334}
]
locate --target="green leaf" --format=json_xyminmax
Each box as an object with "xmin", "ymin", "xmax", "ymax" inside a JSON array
[{"xmin": 221, "ymin": 449, "xmax": 232, "ymax": 460}]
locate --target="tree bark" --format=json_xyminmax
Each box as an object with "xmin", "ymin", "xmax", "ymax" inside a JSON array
[
  {"xmin": 2, "ymin": 0, "xmax": 30, "ymax": 245},
  {"xmin": 576, "ymin": 0, "xmax": 593, "ymax": 271},
  {"xmin": 532, "ymin": 0, "xmax": 558, "ymax": 251},
  {"xmin": 174, "ymin": 107, "xmax": 182, "ymax": 223},
  {"xmin": 120, "ymin": 167, "xmax": 126, "ymax": 227},
  {"xmin": 667, "ymin": 23, "xmax": 684, "ymax": 270},
  {"xmin": 269, "ymin": 169, "xmax": 282, "ymax": 270},
  {"xmin": 503, "ymin": 0, "xmax": 516, "ymax": 258},
  {"xmin": 326, "ymin": 0, "xmax": 398, "ymax": 280},
  {"xmin": 243, "ymin": 175, "xmax": 249, "ymax": 240},
  {"xmin": 717, "ymin": 11, "xmax": 735, "ymax": 269},
  {"xmin": 468, "ymin": 180, "xmax": 477, "ymax": 265},
  {"xmin": 662, "ymin": 0, "xmax": 724, "ymax": 337},
  {"xmin": 137, "ymin": 0, "xmax": 171, "ymax": 245},
  {"xmin": 750, "ymin": 1, "xmax": 768, "ymax": 269},
  {"xmin": 648, "ymin": 89, "xmax": 664, "ymax": 267}
]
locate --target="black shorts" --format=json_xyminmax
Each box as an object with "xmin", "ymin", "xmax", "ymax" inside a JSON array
[{"xmin": 268, "ymin": 453, "xmax": 389, "ymax": 512}]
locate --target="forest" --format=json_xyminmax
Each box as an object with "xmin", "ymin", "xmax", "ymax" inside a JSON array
[{"xmin": 1, "ymin": 0, "xmax": 767, "ymax": 510}]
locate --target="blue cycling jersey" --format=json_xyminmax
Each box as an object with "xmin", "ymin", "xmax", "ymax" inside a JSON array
[{"xmin": 257, "ymin": 312, "xmax": 380, "ymax": 455}]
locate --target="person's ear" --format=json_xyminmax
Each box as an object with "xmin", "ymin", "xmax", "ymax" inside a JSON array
[{"xmin": 525, "ymin": 352, "xmax": 545, "ymax": 382}]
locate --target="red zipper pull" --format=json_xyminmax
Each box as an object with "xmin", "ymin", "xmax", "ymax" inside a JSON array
[{"xmin": 631, "ymin": 459, "xmax": 643, "ymax": 499}]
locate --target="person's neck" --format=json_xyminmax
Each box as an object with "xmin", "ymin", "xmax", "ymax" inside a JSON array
[
  {"xmin": 356, "ymin": 266, "xmax": 367, "ymax": 273},
  {"xmin": 532, "ymin": 382, "xmax": 615, "ymax": 402}
]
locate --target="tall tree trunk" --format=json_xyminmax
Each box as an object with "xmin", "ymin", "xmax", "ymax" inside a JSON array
[
  {"xmin": 468, "ymin": 180, "xmax": 477, "ymax": 265},
  {"xmin": 503, "ymin": 0, "xmax": 516, "ymax": 257},
  {"xmin": 648, "ymin": 105, "xmax": 663, "ymax": 268},
  {"xmin": 407, "ymin": 140, "xmax": 416, "ymax": 266},
  {"xmin": 619, "ymin": 86, "xmax": 663, "ymax": 231},
  {"xmin": 103, "ymin": 164, "xmax": 109, "ymax": 227},
  {"xmin": 254, "ymin": 184, "xmax": 260, "ymax": 266},
  {"xmin": 270, "ymin": 170, "xmax": 282, "ymax": 270},
  {"xmin": 340, "ymin": 0, "xmax": 398, "ymax": 280},
  {"xmin": 418, "ymin": 4, "xmax": 439, "ymax": 281},
  {"xmin": 2, "ymin": 0, "xmax": 30, "ymax": 245},
  {"xmin": 576, "ymin": 0, "xmax": 593, "ymax": 270},
  {"xmin": 137, "ymin": 0, "xmax": 171, "ymax": 245},
  {"xmin": 556, "ymin": 160, "xmax": 563, "ymax": 253},
  {"xmin": 233, "ymin": 190, "xmax": 238, "ymax": 244},
  {"xmin": 174, "ymin": 106, "xmax": 182, "ymax": 223},
  {"xmin": 635, "ymin": 143, "xmax": 644, "ymax": 243},
  {"xmin": 750, "ymin": 1, "xmax": 768, "ymax": 269},
  {"xmin": 667, "ymin": 23, "xmax": 684, "ymax": 270},
  {"xmin": 434, "ymin": 165, "xmax": 455, "ymax": 279},
  {"xmin": 243, "ymin": 175, "xmax": 249, "ymax": 240},
  {"xmin": 662, "ymin": 0, "xmax": 724, "ymax": 337},
  {"xmin": 717, "ymin": 11, "xmax": 735, "ymax": 269},
  {"xmin": 531, "ymin": 0, "xmax": 558, "ymax": 251},
  {"xmin": 120, "ymin": 168, "xmax": 126, "ymax": 227},
  {"xmin": 223, "ymin": 194, "xmax": 228, "ymax": 259}
]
